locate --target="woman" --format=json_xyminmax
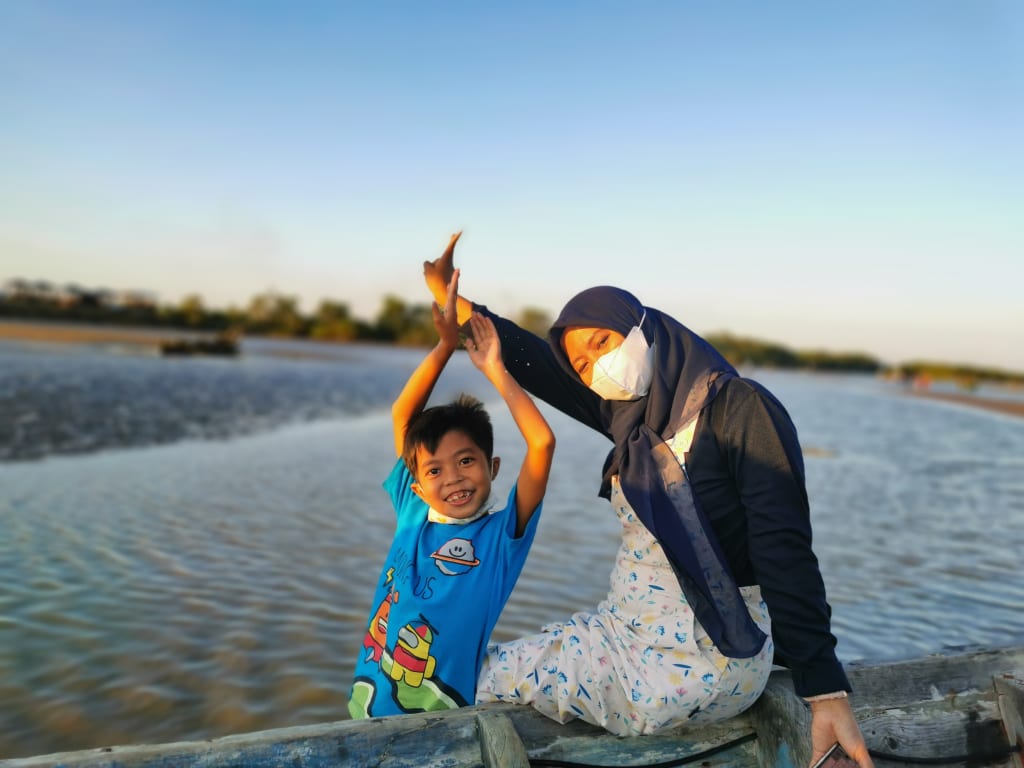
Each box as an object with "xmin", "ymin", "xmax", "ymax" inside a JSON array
[{"xmin": 423, "ymin": 233, "xmax": 872, "ymax": 767}]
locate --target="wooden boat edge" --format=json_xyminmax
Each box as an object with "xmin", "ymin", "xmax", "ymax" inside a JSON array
[{"xmin": 3, "ymin": 644, "xmax": 1022, "ymax": 768}]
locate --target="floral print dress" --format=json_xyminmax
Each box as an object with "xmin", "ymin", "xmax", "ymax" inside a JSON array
[{"xmin": 476, "ymin": 422, "xmax": 775, "ymax": 736}]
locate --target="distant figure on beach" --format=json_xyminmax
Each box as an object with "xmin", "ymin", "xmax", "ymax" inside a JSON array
[
  {"xmin": 423, "ymin": 233, "xmax": 873, "ymax": 767},
  {"xmin": 348, "ymin": 270, "xmax": 555, "ymax": 717}
]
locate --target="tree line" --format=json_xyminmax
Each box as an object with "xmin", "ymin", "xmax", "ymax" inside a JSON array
[{"xmin": 0, "ymin": 278, "xmax": 552, "ymax": 344}]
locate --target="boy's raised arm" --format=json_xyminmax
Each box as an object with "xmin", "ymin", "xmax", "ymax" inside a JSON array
[
  {"xmin": 391, "ymin": 271, "xmax": 462, "ymax": 457},
  {"xmin": 464, "ymin": 311, "xmax": 555, "ymax": 537}
]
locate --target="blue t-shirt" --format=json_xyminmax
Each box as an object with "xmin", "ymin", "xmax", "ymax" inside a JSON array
[{"xmin": 348, "ymin": 459, "xmax": 542, "ymax": 717}]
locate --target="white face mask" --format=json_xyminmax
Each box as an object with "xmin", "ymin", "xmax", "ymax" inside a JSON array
[{"xmin": 587, "ymin": 313, "xmax": 655, "ymax": 401}]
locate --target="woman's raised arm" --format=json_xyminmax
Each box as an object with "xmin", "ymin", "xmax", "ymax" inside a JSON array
[{"xmin": 422, "ymin": 232, "xmax": 607, "ymax": 435}]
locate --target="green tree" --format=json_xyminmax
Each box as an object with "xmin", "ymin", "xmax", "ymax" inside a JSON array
[
  {"xmin": 798, "ymin": 350, "xmax": 880, "ymax": 373},
  {"xmin": 398, "ymin": 303, "xmax": 437, "ymax": 346},
  {"xmin": 179, "ymin": 294, "xmax": 206, "ymax": 328},
  {"xmin": 706, "ymin": 333, "xmax": 801, "ymax": 368},
  {"xmin": 310, "ymin": 300, "xmax": 357, "ymax": 341},
  {"xmin": 246, "ymin": 292, "xmax": 306, "ymax": 336},
  {"xmin": 372, "ymin": 295, "xmax": 437, "ymax": 344},
  {"xmin": 515, "ymin": 307, "xmax": 553, "ymax": 337}
]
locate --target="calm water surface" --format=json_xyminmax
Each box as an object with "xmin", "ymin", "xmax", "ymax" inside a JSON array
[{"xmin": 2, "ymin": 338, "xmax": 1023, "ymax": 758}]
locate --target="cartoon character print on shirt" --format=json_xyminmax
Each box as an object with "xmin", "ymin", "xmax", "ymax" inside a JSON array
[
  {"xmin": 380, "ymin": 616, "xmax": 437, "ymax": 687},
  {"xmin": 429, "ymin": 537, "xmax": 481, "ymax": 576},
  {"xmin": 361, "ymin": 568, "xmax": 398, "ymax": 664},
  {"xmin": 350, "ymin": 575, "xmax": 468, "ymax": 717}
]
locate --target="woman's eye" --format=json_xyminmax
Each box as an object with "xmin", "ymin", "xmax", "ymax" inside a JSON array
[{"xmin": 597, "ymin": 334, "xmax": 609, "ymax": 348}]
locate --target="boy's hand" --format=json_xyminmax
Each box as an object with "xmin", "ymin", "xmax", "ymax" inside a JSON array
[
  {"xmin": 465, "ymin": 312, "xmax": 503, "ymax": 377},
  {"xmin": 424, "ymin": 231, "xmax": 459, "ymax": 303},
  {"xmin": 431, "ymin": 269, "xmax": 461, "ymax": 350}
]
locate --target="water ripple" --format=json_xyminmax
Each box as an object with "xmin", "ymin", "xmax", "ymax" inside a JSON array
[{"xmin": 2, "ymin": 353, "xmax": 1024, "ymax": 757}]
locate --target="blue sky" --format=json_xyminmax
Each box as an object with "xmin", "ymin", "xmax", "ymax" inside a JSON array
[{"xmin": 2, "ymin": 1, "xmax": 1021, "ymax": 370}]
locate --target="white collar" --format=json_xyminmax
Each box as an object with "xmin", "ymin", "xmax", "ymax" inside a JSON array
[{"xmin": 426, "ymin": 495, "xmax": 496, "ymax": 525}]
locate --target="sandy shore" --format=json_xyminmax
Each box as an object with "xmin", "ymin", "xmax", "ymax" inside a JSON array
[
  {"xmin": 908, "ymin": 389, "xmax": 1024, "ymax": 418},
  {"xmin": 0, "ymin": 319, "xmax": 207, "ymax": 347}
]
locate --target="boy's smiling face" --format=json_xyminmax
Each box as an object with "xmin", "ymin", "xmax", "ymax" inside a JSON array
[{"xmin": 411, "ymin": 429, "xmax": 498, "ymax": 519}]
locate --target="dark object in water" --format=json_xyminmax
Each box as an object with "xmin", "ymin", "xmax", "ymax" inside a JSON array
[
  {"xmin": 4, "ymin": 645, "xmax": 1022, "ymax": 768},
  {"xmin": 159, "ymin": 334, "xmax": 239, "ymax": 357}
]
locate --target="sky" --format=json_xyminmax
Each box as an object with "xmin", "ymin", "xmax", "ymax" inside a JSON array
[{"xmin": 1, "ymin": 1, "xmax": 1021, "ymax": 371}]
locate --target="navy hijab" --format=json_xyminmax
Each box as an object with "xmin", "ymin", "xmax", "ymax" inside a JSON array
[{"xmin": 548, "ymin": 287, "xmax": 767, "ymax": 659}]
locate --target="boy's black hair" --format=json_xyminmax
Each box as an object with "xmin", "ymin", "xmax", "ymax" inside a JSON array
[{"xmin": 403, "ymin": 393, "xmax": 493, "ymax": 476}]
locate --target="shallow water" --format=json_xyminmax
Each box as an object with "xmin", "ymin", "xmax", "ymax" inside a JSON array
[{"xmin": 2, "ymin": 340, "xmax": 1023, "ymax": 758}]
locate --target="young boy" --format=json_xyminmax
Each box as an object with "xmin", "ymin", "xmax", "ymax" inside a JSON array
[{"xmin": 348, "ymin": 270, "xmax": 555, "ymax": 718}]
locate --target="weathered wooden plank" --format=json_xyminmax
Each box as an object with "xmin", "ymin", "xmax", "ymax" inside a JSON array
[
  {"xmin": 747, "ymin": 677, "xmax": 811, "ymax": 768},
  {"xmin": 856, "ymin": 692, "xmax": 1005, "ymax": 762},
  {"xmin": 995, "ymin": 674, "xmax": 1024, "ymax": 768},
  {"xmin": 4, "ymin": 646, "xmax": 1023, "ymax": 768},
  {"xmin": 0, "ymin": 710, "xmax": 487, "ymax": 768},
  {"xmin": 0, "ymin": 703, "xmax": 757, "ymax": 768},
  {"xmin": 751, "ymin": 654, "xmax": 1024, "ymax": 768},
  {"xmin": 845, "ymin": 646, "xmax": 1024, "ymax": 707},
  {"xmin": 476, "ymin": 712, "xmax": 529, "ymax": 768},
  {"xmin": 503, "ymin": 704, "xmax": 758, "ymax": 767}
]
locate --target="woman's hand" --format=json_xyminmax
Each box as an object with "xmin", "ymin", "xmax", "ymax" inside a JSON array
[
  {"xmin": 809, "ymin": 697, "xmax": 873, "ymax": 768},
  {"xmin": 431, "ymin": 269, "xmax": 461, "ymax": 351},
  {"xmin": 423, "ymin": 230, "xmax": 460, "ymax": 305}
]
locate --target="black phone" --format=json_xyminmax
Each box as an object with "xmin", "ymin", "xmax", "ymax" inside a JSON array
[{"xmin": 810, "ymin": 742, "xmax": 858, "ymax": 768}]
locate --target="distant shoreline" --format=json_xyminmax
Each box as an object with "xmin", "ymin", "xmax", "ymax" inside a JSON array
[
  {"xmin": 4, "ymin": 319, "xmax": 1023, "ymax": 419},
  {"xmin": 0, "ymin": 319, "xmax": 169, "ymax": 346},
  {"xmin": 906, "ymin": 389, "xmax": 1024, "ymax": 419},
  {"xmin": 0, "ymin": 319, "xmax": 206, "ymax": 347},
  {"xmin": 0, "ymin": 319, "xmax": 378, "ymax": 353}
]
